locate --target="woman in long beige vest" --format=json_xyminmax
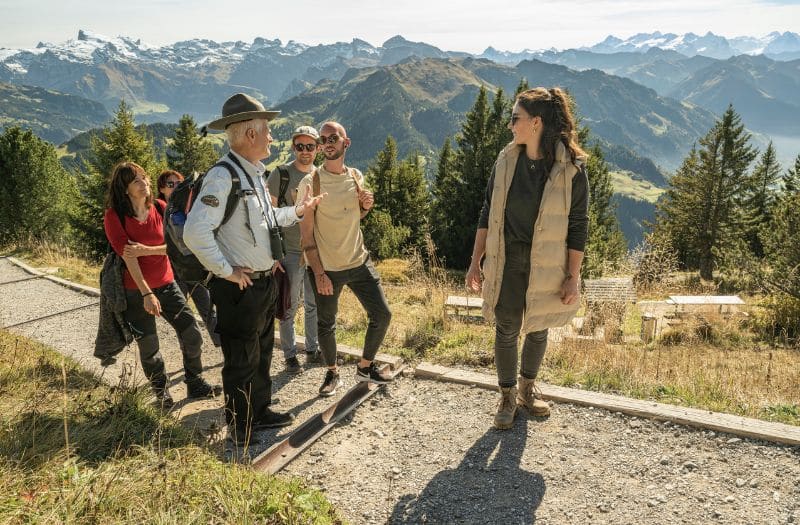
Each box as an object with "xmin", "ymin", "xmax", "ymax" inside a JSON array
[{"xmin": 466, "ymin": 87, "xmax": 589, "ymax": 430}]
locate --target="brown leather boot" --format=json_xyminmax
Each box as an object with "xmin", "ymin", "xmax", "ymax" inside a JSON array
[
  {"xmin": 494, "ymin": 386, "xmax": 518, "ymax": 429},
  {"xmin": 517, "ymin": 375, "xmax": 550, "ymax": 417}
]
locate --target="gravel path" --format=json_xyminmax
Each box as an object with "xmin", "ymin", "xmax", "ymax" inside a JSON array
[{"xmin": 1, "ymin": 257, "xmax": 798, "ymax": 524}]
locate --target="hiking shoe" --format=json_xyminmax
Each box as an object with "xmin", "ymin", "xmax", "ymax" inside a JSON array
[
  {"xmin": 99, "ymin": 355, "xmax": 117, "ymax": 367},
  {"xmin": 355, "ymin": 362, "xmax": 393, "ymax": 385},
  {"xmin": 517, "ymin": 375, "xmax": 550, "ymax": 417},
  {"xmin": 186, "ymin": 378, "xmax": 223, "ymax": 399},
  {"xmin": 318, "ymin": 369, "xmax": 342, "ymax": 397},
  {"xmin": 494, "ymin": 386, "xmax": 518, "ymax": 430},
  {"xmin": 226, "ymin": 427, "xmax": 267, "ymax": 448},
  {"xmin": 253, "ymin": 408, "xmax": 295, "ymax": 430},
  {"xmin": 285, "ymin": 356, "xmax": 303, "ymax": 374}
]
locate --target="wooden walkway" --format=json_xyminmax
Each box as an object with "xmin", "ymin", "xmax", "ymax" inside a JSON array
[{"xmin": 414, "ymin": 363, "xmax": 800, "ymax": 446}]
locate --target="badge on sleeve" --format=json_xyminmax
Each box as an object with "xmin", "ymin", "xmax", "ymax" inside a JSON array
[{"xmin": 201, "ymin": 195, "xmax": 220, "ymax": 207}]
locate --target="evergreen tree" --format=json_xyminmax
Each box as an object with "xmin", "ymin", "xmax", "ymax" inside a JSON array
[
  {"xmin": 655, "ymin": 105, "xmax": 756, "ymax": 280},
  {"xmin": 390, "ymin": 154, "xmax": 430, "ymax": 253},
  {"xmin": 743, "ymin": 142, "xmax": 781, "ymax": 257},
  {"xmin": 363, "ymin": 137, "xmax": 429, "ymax": 257},
  {"xmin": 582, "ymin": 144, "xmax": 627, "ymax": 278},
  {"xmin": 368, "ymin": 136, "xmax": 398, "ymax": 209},
  {"xmin": 514, "ymin": 78, "xmax": 529, "ymax": 96},
  {"xmin": 429, "ymin": 137, "xmax": 462, "ymax": 264},
  {"xmin": 654, "ymin": 147, "xmax": 701, "ymax": 269},
  {"xmin": 449, "ymin": 85, "xmax": 493, "ymax": 268},
  {"xmin": 783, "ymin": 154, "xmax": 800, "ymax": 196},
  {"xmin": 0, "ymin": 127, "xmax": 79, "ymax": 243},
  {"xmin": 760, "ymin": 192, "xmax": 800, "ymax": 301},
  {"xmin": 167, "ymin": 114, "xmax": 217, "ymax": 176},
  {"xmin": 487, "ymin": 87, "xmax": 513, "ymax": 157},
  {"xmin": 77, "ymin": 100, "xmax": 163, "ymax": 257}
]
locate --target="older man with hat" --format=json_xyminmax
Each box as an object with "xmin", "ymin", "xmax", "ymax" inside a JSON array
[
  {"xmin": 267, "ymin": 125, "xmax": 322, "ymax": 373},
  {"xmin": 184, "ymin": 93, "xmax": 324, "ymax": 449}
]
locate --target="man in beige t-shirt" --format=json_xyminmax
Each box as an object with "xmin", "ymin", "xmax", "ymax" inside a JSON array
[{"xmin": 299, "ymin": 121, "xmax": 393, "ymax": 397}]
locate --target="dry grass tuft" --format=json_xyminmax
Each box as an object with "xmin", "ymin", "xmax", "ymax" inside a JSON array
[{"xmin": 2, "ymin": 235, "xmax": 100, "ymax": 287}]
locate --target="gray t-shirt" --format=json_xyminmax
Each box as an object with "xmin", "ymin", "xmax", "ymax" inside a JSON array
[{"xmin": 267, "ymin": 162, "xmax": 313, "ymax": 253}]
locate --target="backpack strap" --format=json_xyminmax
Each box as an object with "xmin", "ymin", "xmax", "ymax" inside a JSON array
[
  {"xmin": 211, "ymin": 160, "xmax": 242, "ymax": 235},
  {"xmin": 349, "ymin": 167, "xmax": 363, "ymax": 193},
  {"xmin": 312, "ymin": 168, "xmax": 320, "ymax": 198},
  {"xmin": 277, "ymin": 166, "xmax": 291, "ymax": 207}
]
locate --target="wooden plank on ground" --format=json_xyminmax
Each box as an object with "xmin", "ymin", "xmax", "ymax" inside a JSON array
[
  {"xmin": 412, "ymin": 363, "xmax": 451, "ymax": 380},
  {"xmin": 445, "ymin": 295, "xmax": 484, "ymax": 308},
  {"xmin": 8, "ymin": 257, "xmax": 100, "ymax": 297},
  {"xmin": 413, "ymin": 361, "xmax": 800, "ymax": 446},
  {"xmin": 669, "ymin": 295, "xmax": 745, "ymax": 305}
]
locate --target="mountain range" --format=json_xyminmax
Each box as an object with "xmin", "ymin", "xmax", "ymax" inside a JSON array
[
  {"xmin": 2, "ymin": 29, "xmax": 798, "ymax": 246},
  {"xmin": 0, "ymin": 81, "xmax": 109, "ymax": 144}
]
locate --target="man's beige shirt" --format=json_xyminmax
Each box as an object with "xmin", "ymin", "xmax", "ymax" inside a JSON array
[{"xmin": 298, "ymin": 165, "xmax": 368, "ymax": 272}]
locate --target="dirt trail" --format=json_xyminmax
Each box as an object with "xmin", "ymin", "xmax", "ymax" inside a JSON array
[{"xmin": 1, "ymin": 257, "xmax": 798, "ymax": 524}]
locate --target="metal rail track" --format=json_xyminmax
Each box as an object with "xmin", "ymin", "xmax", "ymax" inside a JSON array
[{"xmin": 251, "ymin": 364, "xmax": 405, "ymax": 474}]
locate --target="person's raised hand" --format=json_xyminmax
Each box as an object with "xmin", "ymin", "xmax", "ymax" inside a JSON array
[{"xmin": 295, "ymin": 185, "xmax": 326, "ymax": 216}]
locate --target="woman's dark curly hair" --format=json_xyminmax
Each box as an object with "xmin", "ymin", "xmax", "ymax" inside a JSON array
[{"xmin": 516, "ymin": 87, "xmax": 587, "ymax": 171}]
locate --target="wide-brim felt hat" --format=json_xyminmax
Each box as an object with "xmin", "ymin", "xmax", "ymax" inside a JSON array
[{"xmin": 206, "ymin": 93, "xmax": 280, "ymax": 131}]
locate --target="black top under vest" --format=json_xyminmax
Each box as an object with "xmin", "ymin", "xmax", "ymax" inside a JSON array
[{"xmin": 478, "ymin": 153, "xmax": 589, "ymax": 250}]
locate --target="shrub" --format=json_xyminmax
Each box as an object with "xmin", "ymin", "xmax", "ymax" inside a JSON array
[{"xmin": 750, "ymin": 294, "xmax": 800, "ymax": 344}]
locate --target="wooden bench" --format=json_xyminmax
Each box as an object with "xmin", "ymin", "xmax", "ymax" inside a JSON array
[
  {"xmin": 444, "ymin": 295, "xmax": 484, "ymax": 320},
  {"xmin": 666, "ymin": 295, "xmax": 746, "ymax": 316}
]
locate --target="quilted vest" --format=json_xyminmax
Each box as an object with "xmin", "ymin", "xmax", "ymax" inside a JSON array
[{"xmin": 482, "ymin": 141, "xmax": 585, "ymax": 333}]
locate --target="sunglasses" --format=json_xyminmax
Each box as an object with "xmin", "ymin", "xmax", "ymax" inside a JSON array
[
  {"xmin": 164, "ymin": 181, "xmax": 178, "ymax": 188},
  {"xmin": 293, "ymin": 143, "xmax": 317, "ymax": 152},
  {"xmin": 319, "ymin": 134, "xmax": 341, "ymax": 145}
]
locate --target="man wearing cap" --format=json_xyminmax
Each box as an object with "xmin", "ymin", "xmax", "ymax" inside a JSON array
[
  {"xmin": 184, "ymin": 93, "xmax": 324, "ymax": 448},
  {"xmin": 267, "ymin": 126, "xmax": 321, "ymax": 374}
]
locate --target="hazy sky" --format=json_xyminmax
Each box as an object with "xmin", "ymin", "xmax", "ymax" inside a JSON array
[{"xmin": 1, "ymin": 0, "xmax": 798, "ymax": 52}]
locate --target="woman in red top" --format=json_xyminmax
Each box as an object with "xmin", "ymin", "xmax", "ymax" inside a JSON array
[{"xmin": 104, "ymin": 162, "xmax": 220, "ymax": 408}]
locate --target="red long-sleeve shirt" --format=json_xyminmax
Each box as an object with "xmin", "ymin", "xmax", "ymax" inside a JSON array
[{"xmin": 103, "ymin": 200, "xmax": 173, "ymax": 290}]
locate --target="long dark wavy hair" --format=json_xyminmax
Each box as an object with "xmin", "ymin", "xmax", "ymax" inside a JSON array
[
  {"xmin": 105, "ymin": 161, "xmax": 153, "ymax": 219},
  {"xmin": 516, "ymin": 87, "xmax": 587, "ymax": 171}
]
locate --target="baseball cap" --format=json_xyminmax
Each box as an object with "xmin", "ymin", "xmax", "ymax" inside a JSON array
[{"xmin": 292, "ymin": 125, "xmax": 320, "ymax": 142}]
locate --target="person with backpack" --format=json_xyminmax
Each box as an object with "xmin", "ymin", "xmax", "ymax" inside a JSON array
[
  {"xmin": 298, "ymin": 121, "xmax": 394, "ymax": 398},
  {"xmin": 157, "ymin": 169, "xmax": 221, "ymax": 347},
  {"xmin": 183, "ymin": 93, "xmax": 324, "ymax": 448},
  {"xmin": 266, "ymin": 126, "xmax": 321, "ymax": 374},
  {"xmin": 103, "ymin": 161, "xmax": 222, "ymax": 409}
]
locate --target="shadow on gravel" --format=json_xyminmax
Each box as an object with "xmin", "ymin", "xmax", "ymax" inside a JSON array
[{"xmin": 390, "ymin": 417, "xmax": 544, "ymax": 524}]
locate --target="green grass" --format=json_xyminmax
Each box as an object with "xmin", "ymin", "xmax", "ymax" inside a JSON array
[
  {"xmin": 610, "ymin": 170, "xmax": 664, "ymax": 203},
  {"xmin": 0, "ymin": 330, "xmax": 342, "ymax": 524}
]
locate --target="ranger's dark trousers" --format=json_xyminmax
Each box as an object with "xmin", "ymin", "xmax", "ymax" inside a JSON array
[{"xmin": 209, "ymin": 275, "xmax": 277, "ymax": 434}]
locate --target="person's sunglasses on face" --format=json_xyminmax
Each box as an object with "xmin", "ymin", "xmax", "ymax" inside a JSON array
[
  {"xmin": 319, "ymin": 134, "xmax": 341, "ymax": 145},
  {"xmin": 293, "ymin": 143, "xmax": 317, "ymax": 152}
]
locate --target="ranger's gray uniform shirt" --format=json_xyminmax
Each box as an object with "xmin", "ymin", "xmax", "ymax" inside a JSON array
[{"xmin": 184, "ymin": 150, "xmax": 300, "ymax": 278}]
